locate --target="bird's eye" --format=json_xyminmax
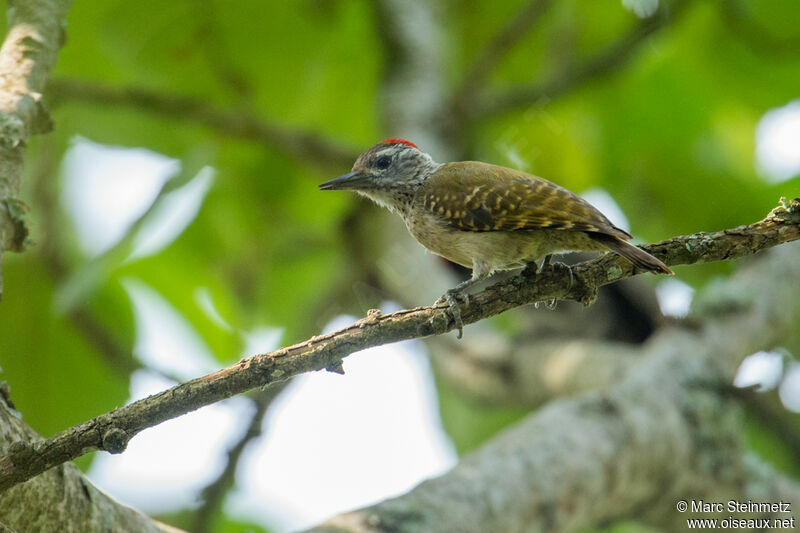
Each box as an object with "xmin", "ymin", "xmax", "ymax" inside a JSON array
[{"xmin": 376, "ymin": 155, "xmax": 392, "ymax": 170}]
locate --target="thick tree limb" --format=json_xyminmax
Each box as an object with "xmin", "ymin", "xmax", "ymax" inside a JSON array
[
  {"xmin": 472, "ymin": 0, "xmax": 688, "ymax": 120},
  {"xmin": 46, "ymin": 78, "xmax": 358, "ymax": 170},
  {"xmin": 310, "ymin": 235, "xmax": 800, "ymax": 533},
  {"xmin": 0, "ymin": 0, "xmax": 72, "ymax": 294},
  {"xmin": 0, "ymin": 198, "xmax": 798, "ymax": 493},
  {"xmin": 0, "ymin": 396, "xmax": 184, "ymax": 532}
]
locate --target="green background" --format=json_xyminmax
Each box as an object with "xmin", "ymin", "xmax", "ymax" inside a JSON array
[{"xmin": 1, "ymin": 0, "xmax": 799, "ymax": 531}]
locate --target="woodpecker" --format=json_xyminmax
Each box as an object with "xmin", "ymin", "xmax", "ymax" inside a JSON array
[{"xmin": 320, "ymin": 139, "xmax": 672, "ymax": 336}]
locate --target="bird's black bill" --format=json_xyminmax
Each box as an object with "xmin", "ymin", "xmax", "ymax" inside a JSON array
[{"xmin": 318, "ymin": 171, "xmax": 369, "ymax": 191}]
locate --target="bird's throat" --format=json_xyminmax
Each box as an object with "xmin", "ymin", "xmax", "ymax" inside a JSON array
[{"xmin": 358, "ymin": 188, "xmax": 416, "ymax": 217}]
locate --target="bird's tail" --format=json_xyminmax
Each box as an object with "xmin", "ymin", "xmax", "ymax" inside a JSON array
[{"xmin": 591, "ymin": 233, "xmax": 673, "ymax": 275}]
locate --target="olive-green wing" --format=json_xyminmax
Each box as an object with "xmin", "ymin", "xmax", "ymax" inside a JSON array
[{"xmin": 420, "ymin": 161, "xmax": 631, "ymax": 239}]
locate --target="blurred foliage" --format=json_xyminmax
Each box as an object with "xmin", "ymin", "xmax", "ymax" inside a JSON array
[
  {"xmin": 436, "ymin": 375, "xmax": 529, "ymax": 455},
  {"xmin": 743, "ymin": 392, "xmax": 800, "ymax": 480},
  {"xmin": 1, "ymin": 0, "xmax": 799, "ymax": 530},
  {"xmin": 155, "ymin": 509, "xmax": 271, "ymax": 533}
]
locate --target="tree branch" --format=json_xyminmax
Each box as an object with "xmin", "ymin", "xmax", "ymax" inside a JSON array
[
  {"xmin": 0, "ymin": 197, "xmax": 798, "ymax": 492},
  {"xmin": 0, "ymin": 0, "xmax": 72, "ymax": 293},
  {"xmin": 472, "ymin": 0, "xmax": 688, "ymax": 120},
  {"xmin": 428, "ymin": 272, "xmax": 662, "ymax": 406},
  {"xmin": 0, "ymin": 394, "xmax": 184, "ymax": 531},
  {"xmin": 46, "ymin": 78, "xmax": 358, "ymax": 171},
  {"xmin": 310, "ymin": 235, "xmax": 800, "ymax": 532}
]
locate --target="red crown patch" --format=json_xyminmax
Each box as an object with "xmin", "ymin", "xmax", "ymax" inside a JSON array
[{"xmin": 382, "ymin": 138, "xmax": 420, "ymax": 151}]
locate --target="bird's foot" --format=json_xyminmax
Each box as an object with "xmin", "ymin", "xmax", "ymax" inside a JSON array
[
  {"xmin": 556, "ymin": 263, "xmax": 575, "ymax": 290},
  {"xmin": 532, "ymin": 256, "xmax": 574, "ymax": 310},
  {"xmin": 535, "ymin": 298, "xmax": 559, "ymax": 310},
  {"xmin": 522, "ymin": 261, "xmax": 539, "ymax": 278},
  {"xmin": 539, "ymin": 257, "xmax": 574, "ymax": 289},
  {"xmin": 436, "ymin": 289, "xmax": 468, "ymax": 339}
]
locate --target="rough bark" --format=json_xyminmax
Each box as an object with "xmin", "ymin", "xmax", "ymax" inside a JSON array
[
  {"xmin": 309, "ymin": 240, "xmax": 800, "ymax": 533},
  {"xmin": 0, "ymin": 397, "xmax": 184, "ymax": 532},
  {"xmin": 0, "ymin": 198, "xmax": 797, "ymax": 494},
  {"xmin": 0, "ymin": 0, "xmax": 72, "ymax": 294},
  {"xmin": 0, "ymin": 2, "xmax": 186, "ymax": 530}
]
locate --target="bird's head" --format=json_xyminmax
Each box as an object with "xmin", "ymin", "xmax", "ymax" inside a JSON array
[{"xmin": 319, "ymin": 139, "xmax": 439, "ymax": 212}]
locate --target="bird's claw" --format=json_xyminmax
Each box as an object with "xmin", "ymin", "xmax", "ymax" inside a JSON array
[
  {"xmin": 540, "ymin": 258, "xmax": 574, "ymax": 288},
  {"xmin": 561, "ymin": 263, "xmax": 575, "ymax": 289},
  {"xmin": 534, "ymin": 298, "xmax": 558, "ymax": 310},
  {"xmin": 437, "ymin": 289, "xmax": 467, "ymax": 339},
  {"xmin": 533, "ymin": 257, "xmax": 573, "ymax": 310}
]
